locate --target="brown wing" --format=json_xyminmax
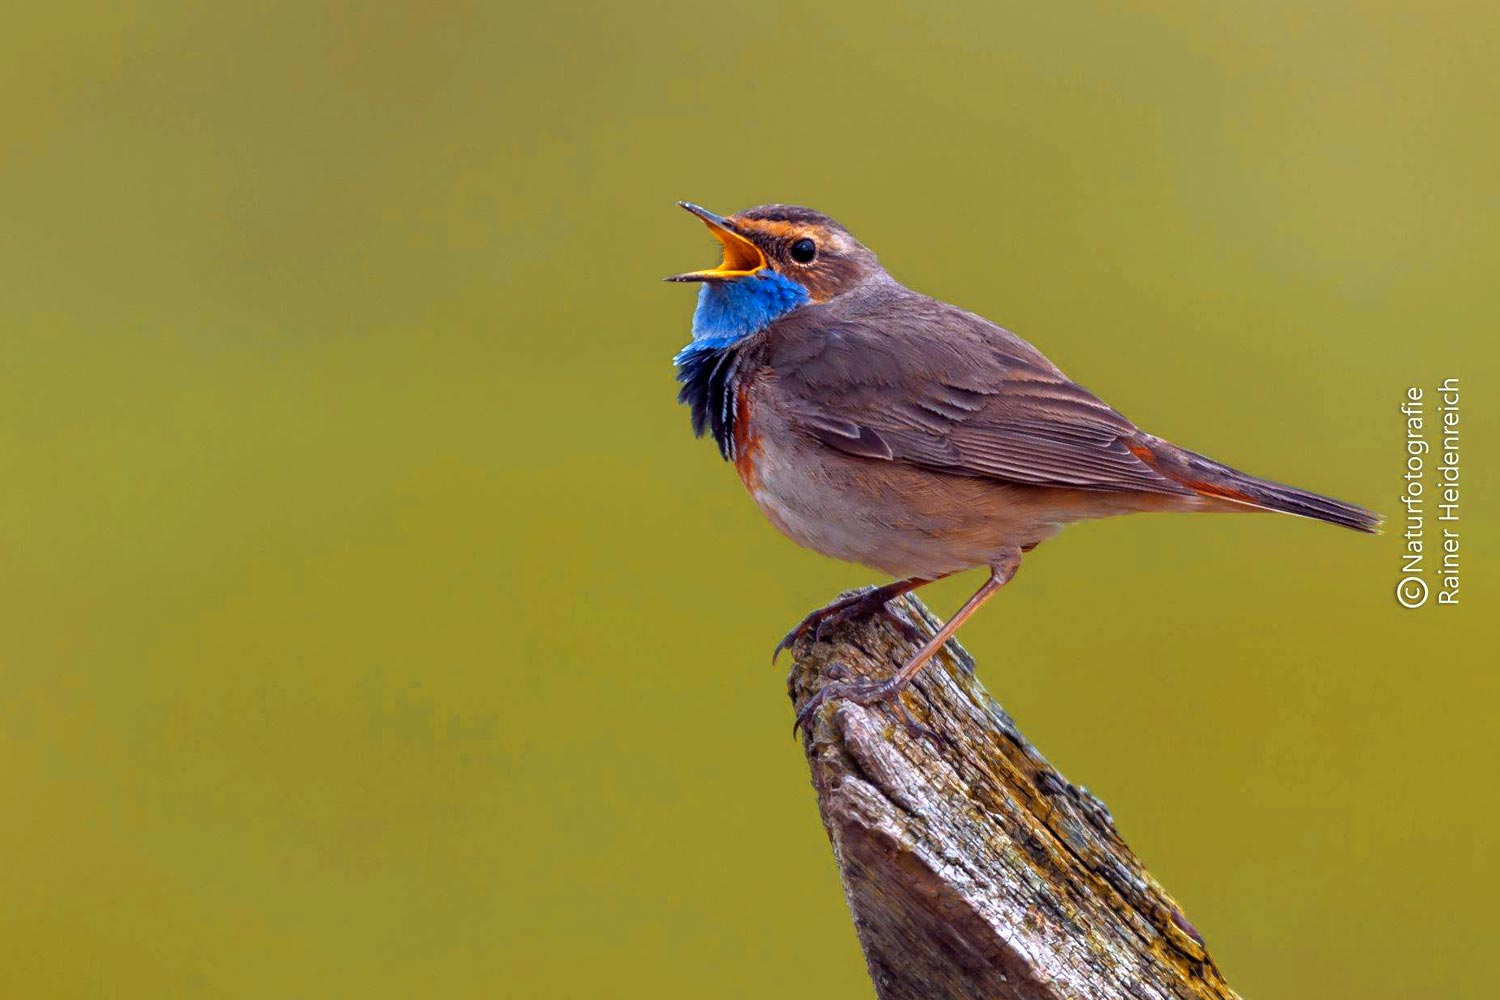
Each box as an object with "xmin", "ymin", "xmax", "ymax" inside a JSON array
[{"xmin": 767, "ymin": 290, "xmax": 1194, "ymax": 497}]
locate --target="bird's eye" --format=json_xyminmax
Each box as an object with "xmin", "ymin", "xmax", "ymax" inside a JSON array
[{"xmin": 790, "ymin": 238, "xmax": 817, "ymax": 264}]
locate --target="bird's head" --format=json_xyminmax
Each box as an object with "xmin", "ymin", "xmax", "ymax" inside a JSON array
[
  {"xmin": 667, "ymin": 202, "xmax": 880, "ymax": 302},
  {"xmin": 667, "ymin": 203, "xmax": 881, "ymax": 346}
]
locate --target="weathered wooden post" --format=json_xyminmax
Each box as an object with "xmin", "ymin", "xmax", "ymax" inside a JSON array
[{"xmin": 787, "ymin": 593, "xmax": 1239, "ymax": 1000}]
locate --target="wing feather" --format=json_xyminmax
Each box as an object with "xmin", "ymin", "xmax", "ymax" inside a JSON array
[{"xmin": 768, "ymin": 293, "xmax": 1193, "ymax": 497}]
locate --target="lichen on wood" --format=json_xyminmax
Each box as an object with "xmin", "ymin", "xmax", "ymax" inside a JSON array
[{"xmin": 786, "ymin": 593, "xmax": 1239, "ymax": 1000}]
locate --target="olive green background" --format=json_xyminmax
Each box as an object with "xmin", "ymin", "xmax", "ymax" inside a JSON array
[{"xmin": 1, "ymin": 3, "xmax": 1495, "ymax": 997}]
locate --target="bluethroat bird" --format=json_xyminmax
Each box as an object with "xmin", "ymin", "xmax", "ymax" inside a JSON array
[{"xmin": 666, "ymin": 202, "xmax": 1378, "ymax": 735}]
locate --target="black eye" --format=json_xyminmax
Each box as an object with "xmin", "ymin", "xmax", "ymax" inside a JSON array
[{"xmin": 790, "ymin": 238, "xmax": 817, "ymax": 264}]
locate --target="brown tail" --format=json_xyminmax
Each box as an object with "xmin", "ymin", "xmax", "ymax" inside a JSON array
[{"xmin": 1136, "ymin": 436, "xmax": 1382, "ymax": 534}]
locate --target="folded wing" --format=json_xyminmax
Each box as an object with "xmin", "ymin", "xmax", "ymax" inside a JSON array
[{"xmin": 771, "ymin": 299, "xmax": 1195, "ymax": 497}]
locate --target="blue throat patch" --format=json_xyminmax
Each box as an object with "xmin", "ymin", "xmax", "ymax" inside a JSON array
[
  {"xmin": 681, "ymin": 270, "xmax": 810, "ymax": 350},
  {"xmin": 673, "ymin": 270, "xmax": 809, "ymax": 460}
]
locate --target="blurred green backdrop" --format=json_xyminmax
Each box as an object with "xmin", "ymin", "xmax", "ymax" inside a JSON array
[{"xmin": 1, "ymin": 2, "xmax": 1495, "ymax": 997}]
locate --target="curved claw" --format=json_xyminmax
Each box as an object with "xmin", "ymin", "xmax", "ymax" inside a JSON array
[
  {"xmin": 772, "ymin": 620, "xmax": 807, "ymax": 666},
  {"xmin": 771, "ymin": 587, "xmax": 879, "ymax": 664}
]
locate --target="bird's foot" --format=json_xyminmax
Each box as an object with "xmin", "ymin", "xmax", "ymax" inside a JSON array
[
  {"xmin": 771, "ymin": 587, "xmax": 925, "ymax": 663},
  {"xmin": 792, "ymin": 672, "xmax": 933, "ymax": 741}
]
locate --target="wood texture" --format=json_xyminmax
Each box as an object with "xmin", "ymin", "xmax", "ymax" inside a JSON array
[{"xmin": 786, "ymin": 593, "xmax": 1239, "ymax": 1000}]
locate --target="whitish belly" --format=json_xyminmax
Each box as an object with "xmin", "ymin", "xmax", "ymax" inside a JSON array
[{"xmin": 738, "ymin": 427, "xmax": 1073, "ymax": 578}]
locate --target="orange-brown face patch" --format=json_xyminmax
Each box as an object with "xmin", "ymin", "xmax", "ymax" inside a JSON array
[
  {"xmin": 728, "ymin": 219, "xmax": 858, "ymax": 303},
  {"xmin": 732, "ymin": 218, "xmax": 835, "ymax": 245}
]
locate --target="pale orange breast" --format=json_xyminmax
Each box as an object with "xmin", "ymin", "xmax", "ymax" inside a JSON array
[{"xmin": 732, "ymin": 378, "xmax": 764, "ymax": 491}]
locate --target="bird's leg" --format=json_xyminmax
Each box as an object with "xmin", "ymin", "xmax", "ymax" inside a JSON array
[
  {"xmin": 793, "ymin": 555, "xmax": 1020, "ymax": 737},
  {"xmin": 772, "ymin": 575, "xmax": 938, "ymax": 663}
]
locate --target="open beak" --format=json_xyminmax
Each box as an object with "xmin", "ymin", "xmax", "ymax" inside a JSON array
[{"xmin": 665, "ymin": 202, "xmax": 768, "ymax": 282}]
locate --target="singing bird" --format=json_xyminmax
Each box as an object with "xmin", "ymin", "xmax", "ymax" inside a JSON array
[{"xmin": 666, "ymin": 202, "xmax": 1378, "ymax": 733}]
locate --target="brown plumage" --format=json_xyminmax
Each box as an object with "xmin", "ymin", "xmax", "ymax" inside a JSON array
[{"xmin": 668, "ymin": 202, "xmax": 1378, "ymax": 733}]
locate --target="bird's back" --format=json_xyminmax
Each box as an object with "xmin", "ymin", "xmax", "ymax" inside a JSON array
[
  {"xmin": 746, "ymin": 279, "xmax": 1377, "ymax": 541},
  {"xmin": 752, "ymin": 280, "xmax": 1197, "ymax": 498}
]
